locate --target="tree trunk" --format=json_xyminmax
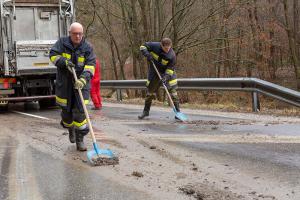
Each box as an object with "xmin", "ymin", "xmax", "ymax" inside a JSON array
[
  {"xmin": 105, "ymin": 0, "xmax": 118, "ymax": 80},
  {"xmin": 283, "ymin": 0, "xmax": 300, "ymax": 90},
  {"xmin": 247, "ymin": 0, "xmax": 263, "ymax": 78},
  {"xmin": 268, "ymin": 0, "xmax": 276, "ymax": 79}
]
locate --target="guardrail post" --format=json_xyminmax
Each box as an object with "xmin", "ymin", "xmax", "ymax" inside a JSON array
[
  {"xmin": 251, "ymin": 91, "xmax": 260, "ymax": 112},
  {"xmin": 116, "ymin": 89, "xmax": 123, "ymax": 102}
]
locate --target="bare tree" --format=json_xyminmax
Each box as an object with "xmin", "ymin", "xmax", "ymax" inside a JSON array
[
  {"xmin": 283, "ymin": 0, "xmax": 300, "ymax": 89},
  {"xmin": 76, "ymin": 0, "xmax": 300, "ymax": 95}
]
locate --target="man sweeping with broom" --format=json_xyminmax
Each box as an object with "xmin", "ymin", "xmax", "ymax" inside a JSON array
[
  {"xmin": 139, "ymin": 38, "xmax": 185, "ymax": 121},
  {"xmin": 49, "ymin": 22, "xmax": 96, "ymax": 151},
  {"xmin": 49, "ymin": 22, "xmax": 118, "ymax": 166}
]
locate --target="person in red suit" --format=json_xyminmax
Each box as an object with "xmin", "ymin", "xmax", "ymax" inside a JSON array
[{"xmin": 90, "ymin": 59, "xmax": 102, "ymax": 110}]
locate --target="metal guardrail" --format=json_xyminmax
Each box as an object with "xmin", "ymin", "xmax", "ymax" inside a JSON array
[{"xmin": 101, "ymin": 78, "xmax": 300, "ymax": 112}]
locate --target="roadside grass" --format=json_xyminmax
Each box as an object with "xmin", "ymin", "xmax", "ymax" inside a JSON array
[
  {"xmin": 101, "ymin": 89, "xmax": 300, "ymax": 117},
  {"xmin": 103, "ymin": 96, "xmax": 300, "ymax": 117}
]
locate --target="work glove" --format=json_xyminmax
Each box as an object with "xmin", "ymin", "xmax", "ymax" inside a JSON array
[
  {"xmin": 161, "ymin": 74, "xmax": 171, "ymax": 89},
  {"xmin": 161, "ymin": 76, "xmax": 167, "ymax": 85},
  {"xmin": 65, "ymin": 60, "xmax": 75, "ymax": 73},
  {"xmin": 161, "ymin": 75, "xmax": 169, "ymax": 88},
  {"xmin": 74, "ymin": 77, "xmax": 86, "ymax": 90},
  {"xmin": 146, "ymin": 53, "xmax": 153, "ymax": 62}
]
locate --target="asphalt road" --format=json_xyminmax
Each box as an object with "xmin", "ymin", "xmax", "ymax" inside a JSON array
[{"xmin": 0, "ymin": 102, "xmax": 300, "ymax": 200}]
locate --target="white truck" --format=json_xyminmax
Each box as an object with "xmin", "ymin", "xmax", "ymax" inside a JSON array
[{"xmin": 0, "ymin": 0, "xmax": 74, "ymax": 110}]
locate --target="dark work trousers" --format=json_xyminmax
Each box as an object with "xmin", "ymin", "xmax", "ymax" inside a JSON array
[
  {"xmin": 60, "ymin": 99, "xmax": 89, "ymax": 138},
  {"xmin": 144, "ymin": 75, "xmax": 179, "ymax": 112}
]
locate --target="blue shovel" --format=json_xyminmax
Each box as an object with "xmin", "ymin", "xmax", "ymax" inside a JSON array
[
  {"xmin": 71, "ymin": 67, "xmax": 118, "ymax": 166},
  {"xmin": 151, "ymin": 61, "xmax": 188, "ymax": 122}
]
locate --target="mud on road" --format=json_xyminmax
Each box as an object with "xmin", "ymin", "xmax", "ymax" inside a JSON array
[{"xmin": 1, "ymin": 102, "xmax": 300, "ymax": 200}]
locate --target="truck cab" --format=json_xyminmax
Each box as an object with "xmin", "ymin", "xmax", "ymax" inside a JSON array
[{"xmin": 0, "ymin": 0, "xmax": 74, "ymax": 110}]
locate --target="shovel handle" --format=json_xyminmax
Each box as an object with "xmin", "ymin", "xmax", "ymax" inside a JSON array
[
  {"xmin": 71, "ymin": 67, "xmax": 97, "ymax": 144},
  {"xmin": 150, "ymin": 61, "xmax": 176, "ymax": 109}
]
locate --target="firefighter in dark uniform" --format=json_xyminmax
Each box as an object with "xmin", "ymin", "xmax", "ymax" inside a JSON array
[
  {"xmin": 49, "ymin": 22, "xmax": 96, "ymax": 151},
  {"xmin": 138, "ymin": 38, "xmax": 180, "ymax": 119}
]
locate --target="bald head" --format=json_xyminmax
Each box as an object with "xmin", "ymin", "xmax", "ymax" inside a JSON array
[
  {"xmin": 69, "ymin": 22, "xmax": 84, "ymax": 46},
  {"xmin": 69, "ymin": 22, "xmax": 83, "ymax": 32}
]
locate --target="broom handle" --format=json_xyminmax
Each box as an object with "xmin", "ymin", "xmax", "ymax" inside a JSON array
[
  {"xmin": 150, "ymin": 61, "xmax": 176, "ymax": 109},
  {"xmin": 71, "ymin": 67, "xmax": 97, "ymax": 144}
]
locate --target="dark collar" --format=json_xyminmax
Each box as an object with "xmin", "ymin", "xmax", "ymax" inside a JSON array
[{"xmin": 64, "ymin": 36, "xmax": 85, "ymax": 50}]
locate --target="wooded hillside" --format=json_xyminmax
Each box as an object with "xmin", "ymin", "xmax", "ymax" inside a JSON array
[{"xmin": 75, "ymin": 0, "xmax": 300, "ymax": 101}]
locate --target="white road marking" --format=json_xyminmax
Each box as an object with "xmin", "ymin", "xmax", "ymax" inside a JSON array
[{"xmin": 12, "ymin": 111, "xmax": 51, "ymax": 120}]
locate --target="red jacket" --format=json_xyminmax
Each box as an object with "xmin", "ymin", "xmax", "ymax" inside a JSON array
[{"xmin": 90, "ymin": 59, "xmax": 102, "ymax": 108}]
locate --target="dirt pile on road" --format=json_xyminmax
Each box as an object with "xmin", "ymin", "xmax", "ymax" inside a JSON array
[
  {"xmin": 91, "ymin": 156, "xmax": 119, "ymax": 166},
  {"xmin": 179, "ymin": 183, "xmax": 244, "ymax": 200}
]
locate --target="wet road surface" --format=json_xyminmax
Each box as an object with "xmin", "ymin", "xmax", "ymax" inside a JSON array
[
  {"xmin": 1, "ymin": 102, "xmax": 300, "ymax": 199},
  {"xmin": 0, "ymin": 129, "xmax": 151, "ymax": 200}
]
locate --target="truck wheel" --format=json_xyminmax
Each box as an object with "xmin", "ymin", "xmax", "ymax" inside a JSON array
[
  {"xmin": 38, "ymin": 98, "xmax": 56, "ymax": 109},
  {"xmin": 0, "ymin": 103, "xmax": 9, "ymax": 112}
]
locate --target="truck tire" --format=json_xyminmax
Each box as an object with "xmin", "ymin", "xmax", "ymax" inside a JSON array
[
  {"xmin": 0, "ymin": 103, "xmax": 8, "ymax": 112},
  {"xmin": 38, "ymin": 98, "xmax": 56, "ymax": 109}
]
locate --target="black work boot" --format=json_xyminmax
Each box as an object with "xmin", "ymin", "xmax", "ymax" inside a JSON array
[
  {"xmin": 174, "ymin": 102, "xmax": 180, "ymax": 112},
  {"xmin": 68, "ymin": 127, "xmax": 76, "ymax": 143},
  {"xmin": 76, "ymin": 134, "xmax": 87, "ymax": 151},
  {"xmin": 138, "ymin": 110, "xmax": 149, "ymax": 119},
  {"xmin": 138, "ymin": 101, "xmax": 151, "ymax": 120},
  {"xmin": 174, "ymin": 102, "xmax": 181, "ymax": 120}
]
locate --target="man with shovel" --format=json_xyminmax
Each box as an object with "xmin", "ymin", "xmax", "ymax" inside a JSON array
[
  {"xmin": 49, "ymin": 22, "xmax": 96, "ymax": 151},
  {"xmin": 138, "ymin": 38, "xmax": 181, "ymax": 120}
]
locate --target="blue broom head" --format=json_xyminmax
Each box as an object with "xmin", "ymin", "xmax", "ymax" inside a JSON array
[
  {"xmin": 87, "ymin": 142, "xmax": 116, "ymax": 163},
  {"xmin": 174, "ymin": 109, "xmax": 188, "ymax": 122}
]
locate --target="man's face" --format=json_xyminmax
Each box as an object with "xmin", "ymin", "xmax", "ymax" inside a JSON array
[
  {"xmin": 69, "ymin": 26, "xmax": 83, "ymax": 45},
  {"xmin": 161, "ymin": 45, "xmax": 171, "ymax": 53}
]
